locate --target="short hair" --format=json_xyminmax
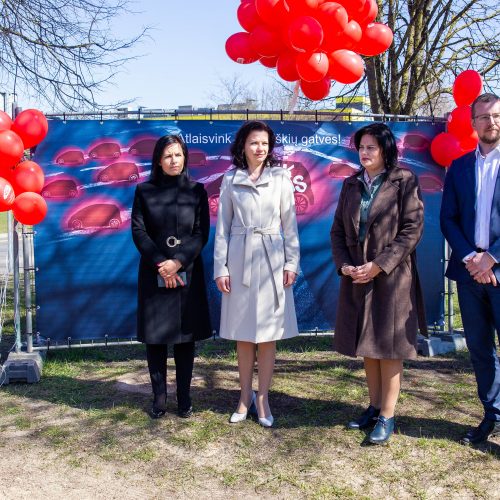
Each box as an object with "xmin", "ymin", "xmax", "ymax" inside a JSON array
[
  {"xmin": 471, "ymin": 93, "xmax": 500, "ymax": 118},
  {"xmin": 150, "ymin": 135, "xmax": 189, "ymax": 181},
  {"xmin": 230, "ymin": 120, "xmax": 279, "ymax": 169},
  {"xmin": 353, "ymin": 122, "xmax": 399, "ymax": 171}
]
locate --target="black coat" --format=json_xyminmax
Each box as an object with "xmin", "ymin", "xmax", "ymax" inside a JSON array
[{"xmin": 131, "ymin": 174, "xmax": 212, "ymax": 344}]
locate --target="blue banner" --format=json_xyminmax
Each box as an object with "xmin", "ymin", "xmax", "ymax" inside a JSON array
[{"xmin": 33, "ymin": 119, "xmax": 445, "ymax": 341}]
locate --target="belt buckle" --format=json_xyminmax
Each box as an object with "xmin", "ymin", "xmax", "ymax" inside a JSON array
[{"xmin": 166, "ymin": 236, "xmax": 181, "ymax": 248}]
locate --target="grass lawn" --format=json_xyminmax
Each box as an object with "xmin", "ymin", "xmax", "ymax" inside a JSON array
[
  {"xmin": 0, "ymin": 211, "xmax": 7, "ymax": 233},
  {"xmin": 1, "ymin": 337, "xmax": 499, "ymax": 499}
]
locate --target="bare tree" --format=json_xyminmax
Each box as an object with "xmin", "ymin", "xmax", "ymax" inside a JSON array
[
  {"xmin": 0, "ymin": 0, "xmax": 147, "ymax": 110},
  {"xmin": 365, "ymin": 0, "xmax": 500, "ymax": 115},
  {"xmin": 207, "ymin": 73, "xmax": 257, "ymax": 109}
]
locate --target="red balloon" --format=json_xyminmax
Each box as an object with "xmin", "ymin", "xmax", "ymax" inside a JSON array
[
  {"xmin": 0, "ymin": 177, "xmax": 15, "ymax": 212},
  {"xmin": 337, "ymin": 0, "xmax": 366, "ymax": 21},
  {"xmin": 11, "ymin": 109, "xmax": 49, "ymax": 149},
  {"xmin": 356, "ymin": 23, "xmax": 393, "ymax": 56},
  {"xmin": 453, "ymin": 70, "xmax": 483, "ymax": 106},
  {"xmin": 255, "ymin": 0, "xmax": 289, "ymax": 26},
  {"xmin": 276, "ymin": 50, "xmax": 300, "ymax": 81},
  {"xmin": 460, "ymin": 130, "xmax": 479, "ymax": 152},
  {"xmin": 296, "ymin": 52, "xmax": 329, "ymax": 82},
  {"xmin": 13, "ymin": 192, "xmax": 48, "ymax": 225},
  {"xmin": 328, "ymin": 50, "xmax": 364, "ymax": 84},
  {"xmin": 0, "ymin": 111, "xmax": 12, "ymax": 132},
  {"xmin": 260, "ymin": 55, "xmax": 279, "ymax": 68},
  {"xmin": 430, "ymin": 133, "xmax": 462, "ymax": 167},
  {"xmin": 250, "ymin": 24, "xmax": 283, "ymax": 57},
  {"xmin": 317, "ymin": 2, "xmax": 348, "ymax": 37},
  {"xmin": 357, "ymin": 0, "xmax": 378, "ymax": 27},
  {"xmin": 225, "ymin": 32, "xmax": 259, "ymax": 64},
  {"xmin": 288, "ymin": 16, "xmax": 324, "ymax": 52},
  {"xmin": 237, "ymin": 1, "xmax": 263, "ymax": 32},
  {"xmin": 0, "ymin": 130, "xmax": 24, "ymax": 168},
  {"xmin": 447, "ymin": 106, "xmax": 474, "ymax": 140},
  {"xmin": 301, "ymin": 77, "xmax": 331, "ymax": 100},
  {"xmin": 9, "ymin": 160, "xmax": 45, "ymax": 196},
  {"xmin": 324, "ymin": 19, "xmax": 362, "ymax": 51},
  {"xmin": 286, "ymin": 0, "xmax": 319, "ymax": 15}
]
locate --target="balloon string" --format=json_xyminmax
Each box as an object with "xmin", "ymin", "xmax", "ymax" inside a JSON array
[{"xmin": 288, "ymin": 82, "xmax": 300, "ymax": 115}]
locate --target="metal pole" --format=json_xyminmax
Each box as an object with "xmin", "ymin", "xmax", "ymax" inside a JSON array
[
  {"xmin": 445, "ymin": 240, "xmax": 454, "ymax": 334},
  {"xmin": 22, "ymin": 227, "xmax": 33, "ymax": 353},
  {"xmin": 11, "ymin": 99, "xmax": 22, "ymax": 352},
  {"xmin": 12, "ymin": 220, "xmax": 21, "ymax": 352},
  {"xmin": 3, "ymin": 93, "xmax": 14, "ymax": 276}
]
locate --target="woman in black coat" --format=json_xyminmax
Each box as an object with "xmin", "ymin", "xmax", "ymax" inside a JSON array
[{"xmin": 131, "ymin": 135, "xmax": 211, "ymax": 419}]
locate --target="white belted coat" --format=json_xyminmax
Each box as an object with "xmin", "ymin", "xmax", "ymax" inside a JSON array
[{"xmin": 214, "ymin": 166, "xmax": 300, "ymax": 343}]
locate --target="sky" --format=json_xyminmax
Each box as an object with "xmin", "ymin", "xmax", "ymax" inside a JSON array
[
  {"xmin": 76, "ymin": 0, "xmax": 276, "ymax": 111},
  {"xmin": 15, "ymin": 0, "xmax": 499, "ymax": 113}
]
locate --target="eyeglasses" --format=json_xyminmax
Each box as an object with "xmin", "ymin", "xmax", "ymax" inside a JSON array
[{"xmin": 473, "ymin": 113, "xmax": 500, "ymax": 123}]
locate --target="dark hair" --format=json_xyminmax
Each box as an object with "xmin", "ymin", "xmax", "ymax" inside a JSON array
[
  {"xmin": 150, "ymin": 135, "xmax": 189, "ymax": 181},
  {"xmin": 471, "ymin": 92, "xmax": 500, "ymax": 118},
  {"xmin": 353, "ymin": 122, "xmax": 399, "ymax": 171},
  {"xmin": 230, "ymin": 120, "xmax": 279, "ymax": 169}
]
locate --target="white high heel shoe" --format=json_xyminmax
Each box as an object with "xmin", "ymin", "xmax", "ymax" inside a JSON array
[
  {"xmin": 258, "ymin": 414, "xmax": 274, "ymax": 428},
  {"xmin": 229, "ymin": 391, "xmax": 257, "ymax": 423}
]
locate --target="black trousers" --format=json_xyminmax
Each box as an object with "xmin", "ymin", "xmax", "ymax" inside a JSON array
[{"xmin": 146, "ymin": 342, "xmax": 195, "ymax": 410}]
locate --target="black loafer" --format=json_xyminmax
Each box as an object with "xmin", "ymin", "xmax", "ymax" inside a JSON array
[
  {"xmin": 460, "ymin": 418, "xmax": 500, "ymax": 445},
  {"xmin": 347, "ymin": 405, "xmax": 380, "ymax": 430},
  {"xmin": 177, "ymin": 406, "xmax": 193, "ymax": 418}
]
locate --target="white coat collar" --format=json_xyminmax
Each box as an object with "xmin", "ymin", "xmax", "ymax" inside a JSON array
[{"xmin": 232, "ymin": 166, "xmax": 272, "ymax": 188}]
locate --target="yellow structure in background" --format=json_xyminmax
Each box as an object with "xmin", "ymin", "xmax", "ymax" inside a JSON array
[{"xmin": 113, "ymin": 96, "xmax": 373, "ymax": 122}]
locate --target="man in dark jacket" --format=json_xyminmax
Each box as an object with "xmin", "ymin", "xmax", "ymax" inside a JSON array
[{"xmin": 440, "ymin": 92, "xmax": 500, "ymax": 445}]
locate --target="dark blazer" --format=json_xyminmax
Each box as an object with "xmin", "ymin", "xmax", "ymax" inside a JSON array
[
  {"xmin": 131, "ymin": 174, "xmax": 212, "ymax": 344},
  {"xmin": 331, "ymin": 167, "xmax": 427, "ymax": 360},
  {"xmin": 440, "ymin": 151, "xmax": 500, "ymax": 283}
]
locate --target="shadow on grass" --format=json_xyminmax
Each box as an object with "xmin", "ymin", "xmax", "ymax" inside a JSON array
[{"xmin": 3, "ymin": 365, "xmax": 499, "ymax": 459}]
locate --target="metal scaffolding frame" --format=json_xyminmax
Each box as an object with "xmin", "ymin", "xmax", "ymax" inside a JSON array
[{"xmin": 9, "ymin": 110, "xmax": 453, "ymax": 354}]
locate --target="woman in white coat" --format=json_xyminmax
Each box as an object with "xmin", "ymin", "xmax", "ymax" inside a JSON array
[{"xmin": 214, "ymin": 121, "xmax": 300, "ymax": 427}]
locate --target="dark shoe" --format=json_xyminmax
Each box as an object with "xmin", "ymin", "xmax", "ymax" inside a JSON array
[
  {"xmin": 460, "ymin": 418, "xmax": 500, "ymax": 445},
  {"xmin": 149, "ymin": 406, "xmax": 167, "ymax": 419},
  {"xmin": 368, "ymin": 415, "xmax": 395, "ymax": 445},
  {"xmin": 149, "ymin": 394, "xmax": 167, "ymax": 419},
  {"xmin": 347, "ymin": 405, "xmax": 380, "ymax": 430},
  {"xmin": 177, "ymin": 405, "xmax": 193, "ymax": 418}
]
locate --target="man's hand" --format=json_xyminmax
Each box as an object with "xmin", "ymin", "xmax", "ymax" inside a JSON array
[{"xmin": 466, "ymin": 253, "xmax": 497, "ymax": 286}]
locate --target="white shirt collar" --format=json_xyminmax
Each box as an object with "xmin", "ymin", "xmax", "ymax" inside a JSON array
[{"xmin": 475, "ymin": 142, "xmax": 500, "ymax": 160}]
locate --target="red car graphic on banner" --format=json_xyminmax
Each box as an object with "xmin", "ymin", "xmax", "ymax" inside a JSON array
[
  {"xmin": 128, "ymin": 138, "xmax": 157, "ymax": 157},
  {"xmin": 327, "ymin": 159, "xmax": 360, "ymax": 179},
  {"xmin": 188, "ymin": 150, "xmax": 207, "ymax": 167},
  {"xmin": 55, "ymin": 148, "xmax": 85, "ymax": 166},
  {"xmin": 42, "ymin": 179, "xmax": 80, "ymax": 199},
  {"xmin": 401, "ymin": 132, "xmax": 431, "ymax": 151},
  {"xmin": 282, "ymin": 160, "xmax": 315, "ymax": 215},
  {"xmin": 67, "ymin": 203, "xmax": 122, "ymax": 230},
  {"xmin": 88, "ymin": 141, "xmax": 121, "ymax": 159},
  {"xmin": 97, "ymin": 162, "xmax": 140, "ymax": 183},
  {"xmin": 418, "ymin": 173, "xmax": 443, "ymax": 193}
]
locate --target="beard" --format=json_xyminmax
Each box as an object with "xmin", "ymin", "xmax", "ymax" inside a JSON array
[{"xmin": 479, "ymin": 127, "xmax": 500, "ymax": 145}]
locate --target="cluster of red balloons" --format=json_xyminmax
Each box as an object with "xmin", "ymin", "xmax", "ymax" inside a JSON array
[
  {"xmin": 226, "ymin": 0, "xmax": 393, "ymax": 100},
  {"xmin": 0, "ymin": 109, "xmax": 49, "ymax": 225},
  {"xmin": 430, "ymin": 70, "xmax": 483, "ymax": 167}
]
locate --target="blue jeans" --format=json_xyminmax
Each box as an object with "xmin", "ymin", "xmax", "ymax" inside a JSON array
[{"xmin": 457, "ymin": 281, "xmax": 500, "ymax": 422}]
